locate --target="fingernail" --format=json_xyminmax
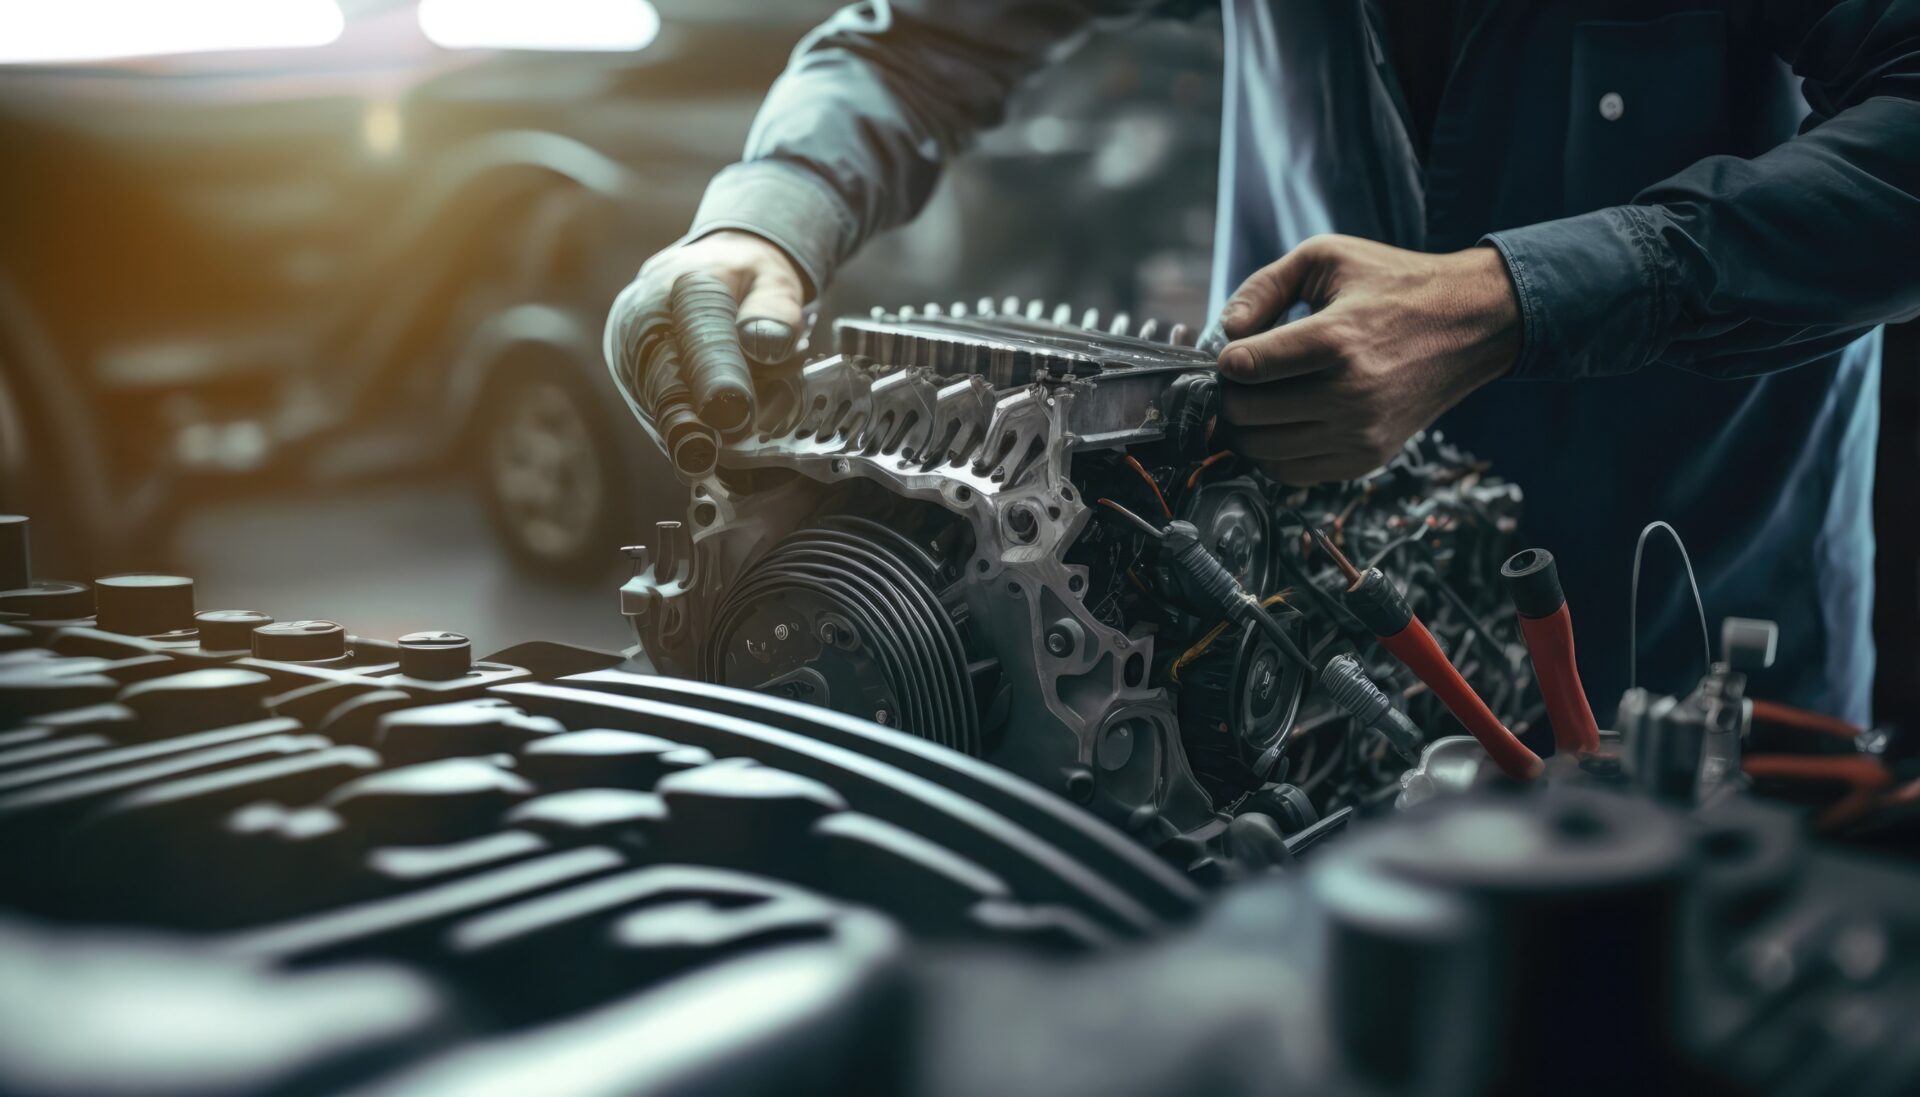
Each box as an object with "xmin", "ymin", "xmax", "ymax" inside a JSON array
[
  {"xmin": 737, "ymin": 318, "xmax": 795, "ymax": 363},
  {"xmin": 1224, "ymin": 349, "xmax": 1253, "ymax": 379}
]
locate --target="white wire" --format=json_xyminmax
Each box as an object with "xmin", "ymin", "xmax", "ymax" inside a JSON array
[{"xmin": 1628, "ymin": 520, "xmax": 1713, "ymax": 690}]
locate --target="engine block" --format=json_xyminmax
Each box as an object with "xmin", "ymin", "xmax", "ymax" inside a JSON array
[{"xmin": 619, "ymin": 303, "xmax": 1536, "ymax": 869}]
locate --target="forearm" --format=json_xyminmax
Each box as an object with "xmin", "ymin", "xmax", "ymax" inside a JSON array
[
  {"xmin": 1487, "ymin": 0, "xmax": 1920, "ymax": 381},
  {"xmin": 687, "ymin": 0, "xmax": 1152, "ymax": 296},
  {"xmin": 1489, "ymin": 101, "xmax": 1920, "ymax": 380}
]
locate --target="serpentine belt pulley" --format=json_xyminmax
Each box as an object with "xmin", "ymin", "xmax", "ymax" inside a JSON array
[{"xmin": 703, "ymin": 516, "xmax": 982, "ymax": 755}]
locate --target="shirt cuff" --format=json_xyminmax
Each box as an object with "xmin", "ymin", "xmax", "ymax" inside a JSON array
[
  {"xmin": 687, "ymin": 159, "xmax": 861, "ymax": 301},
  {"xmin": 1481, "ymin": 205, "xmax": 1670, "ymax": 380}
]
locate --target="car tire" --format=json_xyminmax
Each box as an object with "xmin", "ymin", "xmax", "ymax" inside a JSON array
[{"xmin": 474, "ymin": 355, "xmax": 627, "ymax": 582}]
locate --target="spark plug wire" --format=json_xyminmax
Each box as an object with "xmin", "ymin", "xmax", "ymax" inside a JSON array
[
  {"xmin": 1098, "ymin": 498, "xmax": 1310, "ymax": 670},
  {"xmin": 1750, "ymin": 700, "xmax": 1863, "ymax": 741},
  {"xmin": 1743, "ymin": 754, "xmax": 1892, "ymax": 831},
  {"xmin": 1501, "ymin": 547, "xmax": 1602, "ymax": 754},
  {"xmin": 1304, "ymin": 520, "xmax": 1543, "ymax": 781}
]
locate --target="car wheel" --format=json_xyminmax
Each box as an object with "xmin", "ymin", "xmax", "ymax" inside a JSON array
[{"xmin": 475, "ymin": 362, "xmax": 623, "ymax": 580}]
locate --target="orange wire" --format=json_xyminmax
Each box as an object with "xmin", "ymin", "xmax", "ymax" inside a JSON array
[
  {"xmin": 1333, "ymin": 492, "xmax": 1365, "ymax": 533},
  {"xmin": 1123, "ymin": 454, "xmax": 1173, "ymax": 518},
  {"xmin": 1888, "ymin": 777, "xmax": 1920, "ymax": 806},
  {"xmin": 1185, "ymin": 450, "xmax": 1234, "ymax": 490},
  {"xmin": 1742, "ymin": 755, "xmax": 1889, "ymax": 785},
  {"xmin": 1751, "ymin": 699, "xmax": 1863, "ymax": 740},
  {"xmin": 1743, "ymin": 754, "xmax": 1892, "ymax": 831}
]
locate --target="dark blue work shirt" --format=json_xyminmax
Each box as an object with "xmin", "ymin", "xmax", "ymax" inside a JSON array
[{"xmin": 678, "ymin": 0, "xmax": 1920, "ymax": 723}]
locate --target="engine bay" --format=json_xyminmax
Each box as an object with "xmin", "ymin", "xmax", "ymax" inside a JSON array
[{"xmin": 0, "ymin": 304, "xmax": 1912, "ymax": 1097}]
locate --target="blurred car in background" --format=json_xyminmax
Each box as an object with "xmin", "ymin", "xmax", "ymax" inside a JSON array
[
  {"xmin": 0, "ymin": 0, "xmax": 1222, "ymax": 581},
  {"xmin": 0, "ymin": 0, "xmax": 803, "ymax": 577}
]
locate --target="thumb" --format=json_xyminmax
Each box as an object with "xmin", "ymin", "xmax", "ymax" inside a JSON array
[
  {"xmin": 1219, "ymin": 310, "xmax": 1343, "ymax": 384},
  {"xmin": 734, "ymin": 263, "xmax": 807, "ymax": 365},
  {"xmin": 1218, "ymin": 235, "xmax": 1339, "ymax": 339}
]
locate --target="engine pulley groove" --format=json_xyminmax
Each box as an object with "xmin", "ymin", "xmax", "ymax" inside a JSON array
[{"xmin": 705, "ymin": 519, "xmax": 980, "ymax": 755}]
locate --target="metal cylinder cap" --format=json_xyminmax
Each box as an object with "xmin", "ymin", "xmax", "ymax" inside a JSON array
[
  {"xmin": 121, "ymin": 667, "xmax": 274, "ymax": 736},
  {"xmin": 252, "ymin": 619, "xmax": 347, "ymax": 662},
  {"xmin": 398, "ymin": 631, "xmax": 472, "ymax": 679},
  {"xmin": 0, "ymin": 515, "xmax": 30, "ymax": 591},
  {"xmin": 195, "ymin": 610, "xmax": 274, "ymax": 652},
  {"xmin": 95, "ymin": 574, "xmax": 196, "ymax": 636}
]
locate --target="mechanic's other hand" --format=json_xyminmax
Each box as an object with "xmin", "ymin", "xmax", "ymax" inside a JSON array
[
  {"xmin": 629, "ymin": 229, "xmax": 810, "ymax": 365},
  {"xmin": 1215, "ymin": 235, "xmax": 1519, "ymax": 485}
]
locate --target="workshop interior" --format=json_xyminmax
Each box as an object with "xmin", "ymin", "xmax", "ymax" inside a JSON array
[{"xmin": 2, "ymin": 1, "xmax": 1919, "ymax": 1095}]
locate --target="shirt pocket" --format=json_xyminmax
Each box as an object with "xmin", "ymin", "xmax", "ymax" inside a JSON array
[{"xmin": 1564, "ymin": 10, "xmax": 1731, "ymax": 214}]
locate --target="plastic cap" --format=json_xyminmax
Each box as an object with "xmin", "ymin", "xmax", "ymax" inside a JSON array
[
  {"xmin": 1720, "ymin": 617, "xmax": 1778, "ymax": 674},
  {"xmin": 195, "ymin": 610, "xmax": 274, "ymax": 651},
  {"xmin": 398, "ymin": 631, "xmax": 472, "ymax": 680},
  {"xmin": 95, "ymin": 574, "xmax": 196, "ymax": 636},
  {"xmin": 1500, "ymin": 548, "xmax": 1564, "ymax": 619},
  {"xmin": 0, "ymin": 515, "xmax": 30, "ymax": 591},
  {"xmin": 252, "ymin": 619, "xmax": 346, "ymax": 662}
]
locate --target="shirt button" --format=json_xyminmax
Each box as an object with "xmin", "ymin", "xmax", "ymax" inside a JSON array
[{"xmin": 1598, "ymin": 92, "xmax": 1625, "ymax": 121}]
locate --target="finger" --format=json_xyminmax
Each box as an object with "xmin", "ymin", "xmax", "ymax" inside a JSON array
[
  {"xmin": 1260, "ymin": 452, "xmax": 1377, "ymax": 487},
  {"xmin": 735, "ymin": 266, "xmax": 805, "ymax": 364},
  {"xmin": 1218, "ymin": 313, "xmax": 1343, "ymax": 384},
  {"xmin": 1225, "ymin": 423, "xmax": 1339, "ymax": 463},
  {"xmin": 604, "ymin": 276, "xmax": 650, "ymax": 377},
  {"xmin": 1219, "ymin": 375, "xmax": 1343, "ymax": 427},
  {"xmin": 1219, "ymin": 236, "xmax": 1335, "ymax": 338}
]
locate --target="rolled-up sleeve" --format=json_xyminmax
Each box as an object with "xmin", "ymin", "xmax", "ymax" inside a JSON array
[
  {"xmin": 686, "ymin": 0, "xmax": 1159, "ymax": 296},
  {"xmin": 1485, "ymin": 0, "xmax": 1920, "ymax": 381}
]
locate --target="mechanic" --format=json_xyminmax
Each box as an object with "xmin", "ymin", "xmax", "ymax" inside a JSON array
[{"xmin": 608, "ymin": 0, "xmax": 1920, "ymax": 727}]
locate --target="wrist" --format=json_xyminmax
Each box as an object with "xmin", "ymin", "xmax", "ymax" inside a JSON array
[
  {"xmin": 689, "ymin": 160, "xmax": 855, "ymax": 301},
  {"xmin": 1459, "ymin": 245, "xmax": 1522, "ymax": 386},
  {"xmin": 681, "ymin": 229, "xmax": 811, "ymax": 300}
]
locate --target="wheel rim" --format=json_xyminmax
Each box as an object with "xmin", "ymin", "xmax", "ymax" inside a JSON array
[{"xmin": 488, "ymin": 377, "xmax": 604, "ymax": 563}]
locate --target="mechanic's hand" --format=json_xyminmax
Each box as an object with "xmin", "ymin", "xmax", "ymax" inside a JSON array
[
  {"xmin": 1215, "ymin": 235, "xmax": 1520, "ymax": 485},
  {"xmin": 630, "ymin": 229, "xmax": 810, "ymax": 364}
]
